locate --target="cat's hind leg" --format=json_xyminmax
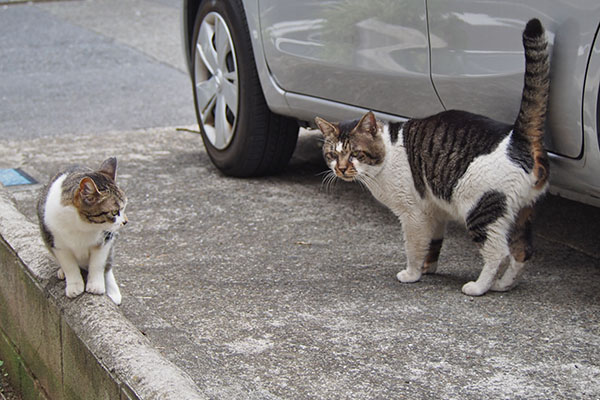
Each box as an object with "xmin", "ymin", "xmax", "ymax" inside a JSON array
[
  {"xmin": 462, "ymin": 241, "xmax": 510, "ymax": 296},
  {"xmin": 491, "ymin": 258, "xmax": 526, "ymax": 292},
  {"xmin": 462, "ymin": 192, "xmax": 513, "ymax": 295},
  {"xmin": 492, "ymin": 207, "xmax": 533, "ymax": 291},
  {"xmin": 463, "ymin": 214, "xmax": 515, "ymax": 296}
]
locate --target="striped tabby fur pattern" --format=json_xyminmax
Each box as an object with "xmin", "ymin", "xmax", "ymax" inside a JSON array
[
  {"xmin": 315, "ymin": 19, "xmax": 549, "ymax": 296},
  {"xmin": 37, "ymin": 157, "xmax": 128, "ymax": 304}
]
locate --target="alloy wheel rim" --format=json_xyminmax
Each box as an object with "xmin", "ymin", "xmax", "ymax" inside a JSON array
[{"xmin": 194, "ymin": 12, "xmax": 239, "ymax": 150}]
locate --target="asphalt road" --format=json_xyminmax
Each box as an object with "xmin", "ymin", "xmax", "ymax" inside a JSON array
[
  {"xmin": 0, "ymin": 0, "xmax": 195, "ymax": 139},
  {"xmin": 1, "ymin": 1, "xmax": 599, "ymax": 399}
]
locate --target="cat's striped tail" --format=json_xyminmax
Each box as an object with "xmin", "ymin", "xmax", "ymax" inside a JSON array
[{"xmin": 513, "ymin": 18, "xmax": 550, "ymax": 189}]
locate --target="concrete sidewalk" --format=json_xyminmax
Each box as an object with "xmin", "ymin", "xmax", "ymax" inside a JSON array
[
  {"xmin": 0, "ymin": 164, "xmax": 205, "ymax": 399},
  {"xmin": 0, "ymin": 129, "xmax": 211, "ymax": 399},
  {"xmin": 1, "ymin": 127, "xmax": 599, "ymax": 399}
]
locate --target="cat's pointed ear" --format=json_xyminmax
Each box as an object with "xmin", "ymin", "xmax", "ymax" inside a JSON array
[
  {"xmin": 357, "ymin": 111, "xmax": 378, "ymax": 137},
  {"xmin": 99, "ymin": 157, "xmax": 117, "ymax": 181},
  {"xmin": 78, "ymin": 177, "xmax": 101, "ymax": 205},
  {"xmin": 315, "ymin": 117, "xmax": 338, "ymax": 138}
]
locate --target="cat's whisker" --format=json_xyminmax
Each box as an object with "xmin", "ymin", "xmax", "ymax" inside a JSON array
[
  {"xmin": 325, "ymin": 173, "xmax": 339, "ymax": 193},
  {"xmin": 357, "ymin": 171, "xmax": 383, "ymax": 195},
  {"xmin": 319, "ymin": 171, "xmax": 332, "ymax": 192},
  {"xmin": 324, "ymin": 171, "xmax": 341, "ymax": 193},
  {"xmin": 355, "ymin": 175, "xmax": 370, "ymax": 192}
]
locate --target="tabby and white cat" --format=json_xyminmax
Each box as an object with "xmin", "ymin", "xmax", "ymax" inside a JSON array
[
  {"xmin": 315, "ymin": 19, "xmax": 549, "ymax": 296},
  {"xmin": 37, "ymin": 157, "xmax": 128, "ymax": 304}
]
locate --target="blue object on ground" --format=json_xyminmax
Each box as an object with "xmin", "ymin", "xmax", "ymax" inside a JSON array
[{"xmin": 0, "ymin": 168, "xmax": 37, "ymax": 186}]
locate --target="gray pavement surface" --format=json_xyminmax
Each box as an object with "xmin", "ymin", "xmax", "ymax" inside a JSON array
[
  {"xmin": 2, "ymin": 128, "xmax": 600, "ymax": 399},
  {"xmin": 1, "ymin": 0, "xmax": 599, "ymax": 398},
  {"xmin": 0, "ymin": 0, "xmax": 195, "ymax": 139}
]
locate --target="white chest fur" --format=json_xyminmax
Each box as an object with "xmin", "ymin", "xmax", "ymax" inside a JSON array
[{"xmin": 43, "ymin": 174, "xmax": 108, "ymax": 267}]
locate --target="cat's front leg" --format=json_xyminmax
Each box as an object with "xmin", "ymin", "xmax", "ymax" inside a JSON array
[
  {"xmin": 53, "ymin": 249, "xmax": 84, "ymax": 298},
  {"xmin": 422, "ymin": 239, "xmax": 443, "ymax": 274},
  {"xmin": 104, "ymin": 268, "xmax": 122, "ymax": 305},
  {"xmin": 397, "ymin": 215, "xmax": 431, "ymax": 283},
  {"xmin": 86, "ymin": 245, "xmax": 112, "ymax": 295},
  {"xmin": 422, "ymin": 220, "xmax": 446, "ymax": 274}
]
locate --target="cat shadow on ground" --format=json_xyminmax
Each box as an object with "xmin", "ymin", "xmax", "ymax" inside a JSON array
[{"xmin": 280, "ymin": 129, "xmax": 329, "ymax": 181}]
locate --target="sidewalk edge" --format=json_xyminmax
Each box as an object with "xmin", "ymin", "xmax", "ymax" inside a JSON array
[{"xmin": 0, "ymin": 185, "xmax": 206, "ymax": 400}]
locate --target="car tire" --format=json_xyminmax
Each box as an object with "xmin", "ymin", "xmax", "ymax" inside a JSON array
[{"xmin": 191, "ymin": 0, "xmax": 299, "ymax": 177}]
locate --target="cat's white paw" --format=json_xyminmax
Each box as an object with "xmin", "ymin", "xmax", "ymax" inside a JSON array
[
  {"xmin": 106, "ymin": 287, "xmax": 122, "ymax": 305},
  {"xmin": 86, "ymin": 279, "xmax": 106, "ymax": 295},
  {"xmin": 65, "ymin": 280, "xmax": 84, "ymax": 298},
  {"xmin": 57, "ymin": 268, "xmax": 65, "ymax": 280},
  {"xmin": 397, "ymin": 269, "xmax": 421, "ymax": 283},
  {"xmin": 461, "ymin": 281, "xmax": 488, "ymax": 296}
]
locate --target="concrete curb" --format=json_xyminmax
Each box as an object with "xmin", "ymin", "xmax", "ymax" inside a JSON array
[{"xmin": 0, "ymin": 186, "xmax": 206, "ymax": 400}]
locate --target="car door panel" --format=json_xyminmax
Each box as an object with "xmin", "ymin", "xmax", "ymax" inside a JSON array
[
  {"xmin": 427, "ymin": 0, "xmax": 600, "ymax": 159},
  {"xmin": 259, "ymin": 0, "xmax": 443, "ymax": 118}
]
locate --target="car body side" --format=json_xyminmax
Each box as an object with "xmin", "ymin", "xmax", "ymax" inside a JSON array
[{"xmin": 183, "ymin": 0, "xmax": 600, "ymax": 207}]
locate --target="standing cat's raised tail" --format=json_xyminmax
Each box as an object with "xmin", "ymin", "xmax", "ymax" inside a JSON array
[{"xmin": 513, "ymin": 18, "xmax": 550, "ymax": 189}]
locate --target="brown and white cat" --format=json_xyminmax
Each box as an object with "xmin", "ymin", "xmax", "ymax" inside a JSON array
[
  {"xmin": 37, "ymin": 157, "xmax": 128, "ymax": 304},
  {"xmin": 314, "ymin": 19, "xmax": 549, "ymax": 296}
]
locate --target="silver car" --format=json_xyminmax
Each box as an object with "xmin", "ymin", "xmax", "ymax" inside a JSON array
[{"xmin": 183, "ymin": 0, "xmax": 600, "ymax": 207}]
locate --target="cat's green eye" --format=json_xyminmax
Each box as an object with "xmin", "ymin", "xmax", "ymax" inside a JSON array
[
  {"xmin": 111, "ymin": 210, "xmax": 120, "ymax": 217},
  {"xmin": 350, "ymin": 151, "xmax": 363, "ymax": 160}
]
